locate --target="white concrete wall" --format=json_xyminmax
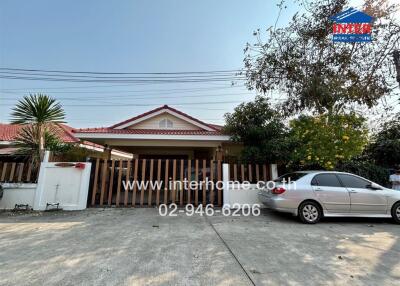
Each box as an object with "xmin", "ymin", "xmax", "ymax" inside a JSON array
[
  {"xmin": 0, "ymin": 161, "xmax": 92, "ymax": 211},
  {"xmin": 223, "ymin": 183, "xmax": 264, "ymax": 207},
  {"xmin": 33, "ymin": 162, "xmax": 92, "ymax": 211},
  {"xmin": 0, "ymin": 183, "xmax": 37, "ymax": 209}
]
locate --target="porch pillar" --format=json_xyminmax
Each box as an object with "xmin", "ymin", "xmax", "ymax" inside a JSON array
[
  {"xmin": 215, "ymin": 145, "xmax": 224, "ymax": 161},
  {"xmin": 222, "ymin": 163, "xmax": 230, "ymax": 206},
  {"xmin": 104, "ymin": 146, "xmax": 112, "ymax": 160}
]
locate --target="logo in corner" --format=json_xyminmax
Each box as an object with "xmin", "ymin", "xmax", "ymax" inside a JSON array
[{"xmin": 330, "ymin": 8, "xmax": 374, "ymax": 43}]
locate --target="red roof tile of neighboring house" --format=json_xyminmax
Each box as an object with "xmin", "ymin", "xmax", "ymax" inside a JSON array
[
  {"xmin": 75, "ymin": 128, "xmax": 222, "ymax": 135},
  {"xmin": 0, "ymin": 123, "xmax": 79, "ymax": 143},
  {"xmin": 0, "ymin": 123, "xmax": 133, "ymax": 157},
  {"xmin": 0, "ymin": 124, "xmax": 20, "ymax": 141},
  {"xmin": 109, "ymin": 105, "xmax": 220, "ymax": 131}
]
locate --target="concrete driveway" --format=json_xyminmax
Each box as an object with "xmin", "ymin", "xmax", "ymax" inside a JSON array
[{"xmin": 0, "ymin": 208, "xmax": 399, "ymax": 286}]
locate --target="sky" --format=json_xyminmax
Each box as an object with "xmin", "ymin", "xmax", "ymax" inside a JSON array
[
  {"xmin": 0, "ymin": 0, "xmax": 398, "ymax": 128},
  {"xmin": 0, "ymin": 0, "xmax": 300, "ymax": 128}
]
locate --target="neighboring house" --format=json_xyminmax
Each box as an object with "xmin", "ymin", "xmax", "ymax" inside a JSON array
[
  {"xmin": 0, "ymin": 123, "xmax": 132, "ymax": 160},
  {"xmin": 73, "ymin": 105, "xmax": 241, "ymax": 160}
]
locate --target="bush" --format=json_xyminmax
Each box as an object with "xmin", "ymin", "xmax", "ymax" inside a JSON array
[
  {"xmin": 335, "ymin": 159, "xmax": 390, "ymax": 187},
  {"xmin": 281, "ymin": 158, "xmax": 390, "ymax": 187},
  {"xmin": 366, "ymin": 117, "xmax": 400, "ymax": 168}
]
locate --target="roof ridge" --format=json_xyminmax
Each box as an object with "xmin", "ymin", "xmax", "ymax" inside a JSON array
[
  {"xmin": 109, "ymin": 105, "xmax": 219, "ymax": 131},
  {"xmin": 109, "ymin": 105, "xmax": 167, "ymax": 128}
]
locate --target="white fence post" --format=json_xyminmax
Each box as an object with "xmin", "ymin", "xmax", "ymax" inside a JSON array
[
  {"xmin": 222, "ymin": 163, "xmax": 230, "ymax": 206},
  {"xmin": 43, "ymin": 150, "xmax": 50, "ymax": 163},
  {"xmin": 270, "ymin": 164, "xmax": 278, "ymax": 180},
  {"xmin": 33, "ymin": 161, "xmax": 47, "ymax": 210}
]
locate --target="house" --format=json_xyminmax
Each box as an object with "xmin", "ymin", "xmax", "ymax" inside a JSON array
[
  {"xmin": 73, "ymin": 105, "xmax": 241, "ymax": 160},
  {"xmin": 0, "ymin": 123, "xmax": 132, "ymax": 160}
]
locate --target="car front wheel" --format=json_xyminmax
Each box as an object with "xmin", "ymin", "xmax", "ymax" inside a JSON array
[
  {"xmin": 298, "ymin": 201, "xmax": 322, "ymax": 224},
  {"xmin": 391, "ymin": 202, "xmax": 400, "ymax": 224}
]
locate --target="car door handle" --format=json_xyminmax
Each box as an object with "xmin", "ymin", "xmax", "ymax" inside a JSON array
[
  {"xmin": 315, "ymin": 188, "xmax": 324, "ymax": 191},
  {"xmin": 349, "ymin": 190, "xmax": 358, "ymax": 193}
]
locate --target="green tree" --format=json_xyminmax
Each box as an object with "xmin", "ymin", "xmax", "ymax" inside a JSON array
[
  {"xmin": 289, "ymin": 112, "xmax": 368, "ymax": 169},
  {"xmin": 366, "ymin": 117, "xmax": 400, "ymax": 168},
  {"xmin": 13, "ymin": 125, "xmax": 69, "ymax": 166},
  {"xmin": 10, "ymin": 94, "xmax": 66, "ymax": 161},
  {"xmin": 14, "ymin": 125, "xmax": 95, "ymax": 164},
  {"xmin": 224, "ymin": 96, "xmax": 293, "ymax": 163},
  {"xmin": 244, "ymin": 0, "xmax": 400, "ymax": 114}
]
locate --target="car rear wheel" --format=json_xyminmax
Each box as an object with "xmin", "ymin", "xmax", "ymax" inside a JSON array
[
  {"xmin": 391, "ymin": 202, "xmax": 400, "ymax": 224},
  {"xmin": 298, "ymin": 201, "xmax": 322, "ymax": 224}
]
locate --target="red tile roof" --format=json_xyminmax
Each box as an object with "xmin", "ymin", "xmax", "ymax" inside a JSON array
[
  {"xmin": 75, "ymin": 128, "xmax": 222, "ymax": 135},
  {"xmin": 0, "ymin": 124, "xmax": 20, "ymax": 141},
  {"xmin": 1, "ymin": 106, "xmax": 225, "ymax": 142},
  {"xmin": 109, "ymin": 105, "xmax": 220, "ymax": 131},
  {"xmin": 0, "ymin": 123, "xmax": 133, "ymax": 157},
  {"xmin": 0, "ymin": 123, "xmax": 79, "ymax": 143}
]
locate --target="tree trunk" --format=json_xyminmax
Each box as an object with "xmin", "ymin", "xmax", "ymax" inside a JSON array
[
  {"xmin": 394, "ymin": 50, "xmax": 400, "ymax": 87},
  {"xmin": 38, "ymin": 124, "xmax": 45, "ymax": 162}
]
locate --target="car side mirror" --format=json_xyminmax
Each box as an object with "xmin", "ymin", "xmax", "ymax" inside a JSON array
[{"xmin": 366, "ymin": 183, "xmax": 381, "ymax": 190}]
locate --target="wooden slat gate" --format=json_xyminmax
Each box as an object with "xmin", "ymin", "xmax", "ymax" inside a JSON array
[
  {"xmin": 88, "ymin": 159, "xmax": 224, "ymax": 207},
  {"xmin": 88, "ymin": 159, "xmax": 272, "ymax": 208},
  {"xmin": 0, "ymin": 162, "xmax": 38, "ymax": 183}
]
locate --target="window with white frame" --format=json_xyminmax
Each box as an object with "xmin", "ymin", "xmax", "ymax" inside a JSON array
[{"xmin": 159, "ymin": 118, "xmax": 173, "ymax": 128}]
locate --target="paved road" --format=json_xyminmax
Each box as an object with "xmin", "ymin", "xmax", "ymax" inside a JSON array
[{"xmin": 0, "ymin": 208, "xmax": 399, "ymax": 286}]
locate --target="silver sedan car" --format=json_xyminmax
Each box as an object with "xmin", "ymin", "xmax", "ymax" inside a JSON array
[{"xmin": 258, "ymin": 171, "xmax": 400, "ymax": 224}]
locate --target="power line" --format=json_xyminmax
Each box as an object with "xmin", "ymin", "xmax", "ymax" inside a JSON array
[
  {"xmin": 0, "ymin": 92, "xmax": 255, "ymax": 101},
  {"xmin": 0, "ymin": 100, "xmax": 250, "ymax": 107},
  {"xmin": 0, "ymin": 85, "xmax": 245, "ymax": 95},
  {"xmin": 0, "ymin": 74, "xmax": 245, "ymax": 84},
  {"xmin": 0, "ymin": 82, "xmax": 238, "ymax": 91},
  {"xmin": 0, "ymin": 71, "xmax": 243, "ymax": 80},
  {"xmin": 0, "ymin": 67, "xmax": 245, "ymax": 84},
  {"xmin": 0, "ymin": 67, "xmax": 241, "ymax": 75}
]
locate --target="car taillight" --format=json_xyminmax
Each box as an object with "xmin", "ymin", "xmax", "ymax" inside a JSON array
[{"xmin": 271, "ymin": 187, "xmax": 286, "ymax": 194}]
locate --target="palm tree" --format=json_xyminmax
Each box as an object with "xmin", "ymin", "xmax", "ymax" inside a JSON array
[
  {"xmin": 11, "ymin": 94, "xmax": 65, "ymax": 161},
  {"xmin": 13, "ymin": 125, "xmax": 66, "ymax": 166}
]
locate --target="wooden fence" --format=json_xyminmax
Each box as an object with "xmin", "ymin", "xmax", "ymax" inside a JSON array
[
  {"xmin": 89, "ymin": 159, "xmax": 223, "ymax": 207},
  {"xmin": 0, "ymin": 162, "xmax": 38, "ymax": 183},
  {"xmin": 228, "ymin": 163, "xmax": 271, "ymax": 183},
  {"xmin": 88, "ymin": 159, "xmax": 272, "ymax": 208}
]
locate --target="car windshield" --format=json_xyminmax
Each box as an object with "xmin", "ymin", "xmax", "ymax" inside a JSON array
[{"xmin": 274, "ymin": 172, "xmax": 308, "ymax": 183}]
